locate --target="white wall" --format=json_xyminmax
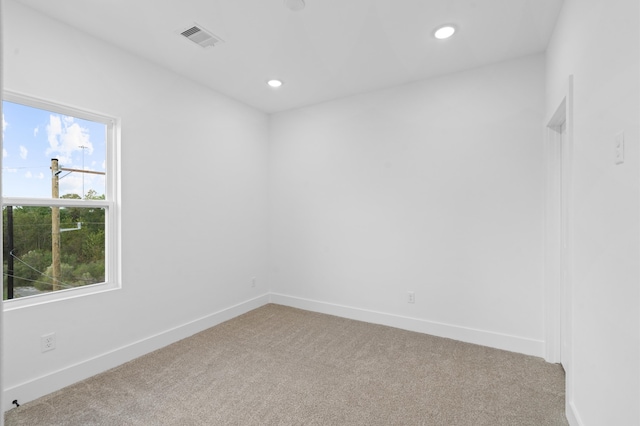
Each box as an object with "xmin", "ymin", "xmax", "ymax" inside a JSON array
[
  {"xmin": 269, "ymin": 54, "xmax": 547, "ymax": 356},
  {"xmin": 2, "ymin": 0, "xmax": 270, "ymax": 407},
  {"xmin": 6, "ymin": 1, "xmax": 638, "ymax": 423},
  {"xmin": 546, "ymin": 0, "xmax": 640, "ymax": 424}
]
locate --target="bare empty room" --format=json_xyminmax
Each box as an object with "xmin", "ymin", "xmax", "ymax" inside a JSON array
[{"xmin": 1, "ymin": 0, "xmax": 638, "ymax": 425}]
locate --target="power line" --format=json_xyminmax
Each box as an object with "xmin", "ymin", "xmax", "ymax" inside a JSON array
[
  {"xmin": 9, "ymin": 250, "xmax": 72, "ymax": 289},
  {"xmin": 2, "ymin": 273, "xmax": 74, "ymax": 289},
  {"xmin": 2, "ymin": 166, "xmax": 50, "ymax": 170}
]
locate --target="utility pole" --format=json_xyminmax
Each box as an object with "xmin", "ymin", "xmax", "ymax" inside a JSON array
[
  {"xmin": 51, "ymin": 159, "xmax": 61, "ymax": 291},
  {"xmin": 49, "ymin": 159, "xmax": 105, "ymax": 292}
]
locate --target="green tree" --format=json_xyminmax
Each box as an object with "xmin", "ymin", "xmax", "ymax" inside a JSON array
[
  {"xmin": 12, "ymin": 249, "xmax": 52, "ymax": 288},
  {"xmin": 3, "ymin": 194, "xmax": 107, "ymax": 299}
]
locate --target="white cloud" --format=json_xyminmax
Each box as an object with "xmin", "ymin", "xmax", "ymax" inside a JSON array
[
  {"xmin": 3, "ymin": 148, "xmax": 7, "ymax": 158},
  {"xmin": 49, "ymin": 155, "xmax": 72, "ymax": 166},
  {"xmin": 19, "ymin": 145, "xmax": 28, "ymax": 160},
  {"xmin": 59, "ymin": 172, "xmax": 84, "ymax": 197},
  {"xmin": 25, "ymin": 171, "xmax": 44, "ymax": 180},
  {"xmin": 34, "ymin": 127, "xmax": 39, "ymax": 137},
  {"xmin": 46, "ymin": 114, "xmax": 94, "ymax": 163},
  {"xmin": 5, "ymin": 168, "xmax": 17, "ymax": 173},
  {"xmin": 57, "ymin": 168, "xmax": 105, "ymax": 198},
  {"xmin": 47, "ymin": 115, "xmax": 62, "ymax": 148}
]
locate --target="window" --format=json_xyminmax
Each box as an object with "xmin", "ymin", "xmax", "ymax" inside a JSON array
[{"xmin": 2, "ymin": 92, "xmax": 119, "ymax": 305}]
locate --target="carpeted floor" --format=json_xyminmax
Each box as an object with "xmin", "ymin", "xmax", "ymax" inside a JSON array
[{"xmin": 5, "ymin": 304, "xmax": 568, "ymax": 425}]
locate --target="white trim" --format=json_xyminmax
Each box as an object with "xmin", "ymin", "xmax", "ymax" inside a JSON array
[
  {"xmin": 3, "ymin": 91, "xmax": 115, "ymax": 126},
  {"xmin": 269, "ymin": 293, "xmax": 545, "ymax": 357},
  {"xmin": 567, "ymin": 400, "xmax": 584, "ymax": 426},
  {"xmin": 3, "ymin": 283, "xmax": 119, "ymax": 311},
  {"xmin": 544, "ymin": 122, "xmax": 563, "ymax": 363},
  {"xmin": 1, "ymin": 92, "xmax": 122, "ymax": 309},
  {"xmin": 544, "ymin": 75, "xmax": 575, "ymax": 417},
  {"xmin": 2, "ymin": 197, "xmax": 110, "ymax": 208},
  {"xmin": 0, "ymin": 0, "xmax": 5, "ymax": 420},
  {"xmin": 3, "ymin": 294, "xmax": 270, "ymax": 410}
]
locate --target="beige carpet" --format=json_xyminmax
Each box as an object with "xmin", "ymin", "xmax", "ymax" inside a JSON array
[{"xmin": 5, "ymin": 304, "xmax": 568, "ymax": 425}]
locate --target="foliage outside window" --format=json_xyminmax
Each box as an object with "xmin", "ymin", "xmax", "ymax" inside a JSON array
[{"xmin": 2, "ymin": 93, "xmax": 119, "ymax": 304}]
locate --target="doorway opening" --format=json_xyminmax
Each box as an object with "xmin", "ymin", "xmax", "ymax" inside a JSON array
[{"xmin": 545, "ymin": 75, "xmax": 574, "ymax": 415}]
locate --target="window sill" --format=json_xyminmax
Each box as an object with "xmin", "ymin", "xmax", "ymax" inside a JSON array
[{"xmin": 3, "ymin": 281, "xmax": 120, "ymax": 312}]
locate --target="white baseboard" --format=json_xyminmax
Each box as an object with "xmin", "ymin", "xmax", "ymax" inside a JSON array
[
  {"xmin": 4, "ymin": 291, "xmax": 547, "ymax": 413},
  {"xmin": 269, "ymin": 293, "xmax": 545, "ymax": 358},
  {"xmin": 567, "ymin": 401, "xmax": 584, "ymax": 426},
  {"xmin": 3, "ymin": 294, "xmax": 270, "ymax": 411}
]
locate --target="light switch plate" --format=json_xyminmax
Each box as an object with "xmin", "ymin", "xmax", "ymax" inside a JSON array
[{"xmin": 615, "ymin": 132, "xmax": 624, "ymax": 165}]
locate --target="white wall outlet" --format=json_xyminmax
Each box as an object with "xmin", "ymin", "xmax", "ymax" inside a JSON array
[
  {"xmin": 408, "ymin": 291, "xmax": 415, "ymax": 304},
  {"xmin": 615, "ymin": 131, "xmax": 624, "ymax": 164},
  {"xmin": 41, "ymin": 333, "xmax": 56, "ymax": 352}
]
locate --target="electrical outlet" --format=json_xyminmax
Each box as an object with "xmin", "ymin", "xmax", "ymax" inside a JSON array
[
  {"xmin": 41, "ymin": 333, "xmax": 56, "ymax": 352},
  {"xmin": 408, "ymin": 291, "xmax": 415, "ymax": 304}
]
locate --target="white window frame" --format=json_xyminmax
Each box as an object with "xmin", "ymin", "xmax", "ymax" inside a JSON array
[{"xmin": 2, "ymin": 91, "xmax": 121, "ymax": 310}]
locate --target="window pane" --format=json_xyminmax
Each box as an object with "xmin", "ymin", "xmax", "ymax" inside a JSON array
[
  {"xmin": 3, "ymin": 205, "xmax": 106, "ymax": 300},
  {"xmin": 2, "ymin": 100, "xmax": 106, "ymax": 199}
]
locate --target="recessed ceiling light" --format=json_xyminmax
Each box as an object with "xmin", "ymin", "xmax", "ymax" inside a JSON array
[
  {"xmin": 434, "ymin": 25, "xmax": 456, "ymax": 40},
  {"xmin": 267, "ymin": 79, "xmax": 283, "ymax": 88}
]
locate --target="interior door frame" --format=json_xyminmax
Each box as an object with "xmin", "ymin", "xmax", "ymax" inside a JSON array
[{"xmin": 544, "ymin": 75, "xmax": 574, "ymax": 410}]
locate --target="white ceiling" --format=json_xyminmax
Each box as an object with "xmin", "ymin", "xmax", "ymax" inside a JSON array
[{"xmin": 15, "ymin": 0, "xmax": 564, "ymax": 113}]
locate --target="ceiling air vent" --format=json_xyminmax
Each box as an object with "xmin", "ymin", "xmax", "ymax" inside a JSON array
[{"xmin": 179, "ymin": 24, "xmax": 223, "ymax": 48}]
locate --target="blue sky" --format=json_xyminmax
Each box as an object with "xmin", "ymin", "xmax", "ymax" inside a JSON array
[{"xmin": 2, "ymin": 100, "xmax": 106, "ymax": 199}]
